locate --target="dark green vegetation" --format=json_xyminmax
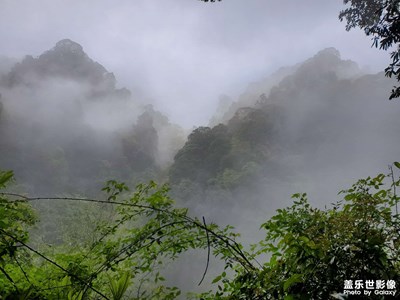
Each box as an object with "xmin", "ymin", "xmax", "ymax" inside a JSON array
[{"xmin": 1, "ymin": 165, "xmax": 399, "ymax": 299}]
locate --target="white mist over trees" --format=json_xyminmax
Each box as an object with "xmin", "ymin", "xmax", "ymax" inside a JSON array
[
  {"xmin": 0, "ymin": 40, "xmax": 185, "ymax": 195},
  {"xmin": 1, "ymin": 39, "xmax": 399, "ymax": 231}
]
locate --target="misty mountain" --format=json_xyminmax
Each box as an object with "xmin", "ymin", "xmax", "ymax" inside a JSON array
[
  {"xmin": 0, "ymin": 55, "xmax": 17, "ymax": 78},
  {"xmin": 1, "ymin": 40, "xmax": 399, "ymax": 211},
  {"xmin": 1, "ymin": 40, "xmax": 399, "ymax": 295},
  {"xmin": 164, "ymin": 48, "xmax": 400, "ymax": 292},
  {"xmin": 170, "ymin": 48, "xmax": 400, "ymax": 217},
  {"xmin": 0, "ymin": 40, "xmax": 184, "ymax": 195},
  {"xmin": 2, "ymin": 39, "xmax": 130, "ymax": 99}
]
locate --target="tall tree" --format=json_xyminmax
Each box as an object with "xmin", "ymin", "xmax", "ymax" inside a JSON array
[{"xmin": 340, "ymin": 0, "xmax": 400, "ymax": 99}]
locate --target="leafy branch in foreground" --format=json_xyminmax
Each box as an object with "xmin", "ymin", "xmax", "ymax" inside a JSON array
[
  {"xmin": 194, "ymin": 166, "xmax": 400, "ymax": 299},
  {"xmin": 339, "ymin": 0, "xmax": 400, "ymax": 99},
  {"xmin": 1, "ymin": 164, "xmax": 400, "ymax": 299},
  {"xmin": 0, "ymin": 175, "xmax": 253, "ymax": 299}
]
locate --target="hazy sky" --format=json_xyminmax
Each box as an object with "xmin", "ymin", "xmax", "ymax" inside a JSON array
[{"xmin": 0, "ymin": 0, "xmax": 389, "ymax": 127}]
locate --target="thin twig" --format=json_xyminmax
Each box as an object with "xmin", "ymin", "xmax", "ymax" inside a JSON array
[
  {"xmin": 92, "ymin": 221, "xmax": 189, "ymax": 278},
  {"xmin": 198, "ymin": 216, "xmax": 210, "ymax": 286},
  {"xmin": 0, "ymin": 265, "xmax": 18, "ymax": 290},
  {"xmin": 389, "ymin": 165, "xmax": 399, "ymax": 215},
  {"xmin": 0, "ymin": 228, "xmax": 110, "ymax": 300},
  {"xmin": 14, "ymin": 255, "xmax": 33, "ymax": 288},
  {"xmin": 1, "ymin": 193, "xmax": 256, "ymax": 270}
]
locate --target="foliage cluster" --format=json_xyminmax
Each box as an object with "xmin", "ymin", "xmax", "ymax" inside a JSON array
[
  {"xmin": 169, "ymin": 105, "xmax": 277, "ymax": 192},
  {"xmin": 198, "ymin": 170, "xmax": 400, "ymax": 299},
  {"xmin": 0, "ymin": 171, "xmax": 250, "ymax": 299},
  {"xmin": 1, "ymin": 164, "xmax": 399, "ymax": 299},
  {"xmin": 340, "ymin": 0, "xmax": 400, "ymax": 99}
]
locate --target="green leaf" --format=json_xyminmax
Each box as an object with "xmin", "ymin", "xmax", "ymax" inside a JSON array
[
  {"xmin": 374, "ymin": 190, "xmax": 387, "ymax": 198},
  {"xmin": 0, "ymin": 170, "xmax": 13, "ymax": 189},
  {"xmin": 212, "ymin": 275, "xmax": 222, "ymax": 284},
  {"xmin": 108, "ymin": 272, "xmax": 131, "ymax": 300},
  {"xmin": 283, "ymin": 274, "xmax": 302, "ymax": 291},
  {"xmin": 344, "ymin": 194, "xmax": 355, "ymax": 201},
  {"xmin": 394, "ymin": 161, "xmax": 400, "ymax": 169}
]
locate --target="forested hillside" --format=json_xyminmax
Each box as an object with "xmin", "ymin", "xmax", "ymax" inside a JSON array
[
  {"xmin": 1, "ymin": 38, "xmax": 400, "ymax": 299},
  {"xmin": 2, "ymin": 0, "xmax": 400, "ymax": 298},
  {"xmin": 0, "ymin": 40, "xmax": 185, "ymax": 195},
  {"xmin": 2, "ymin": 41, "xmax": 398, "ymax": 201},
  {"xmin": 169, "ymin": 48, "xmax": 400, "ymax": 216},
  {"xmin": 1, "ymin": 40, "xmax": 400, "ymax": 232}
]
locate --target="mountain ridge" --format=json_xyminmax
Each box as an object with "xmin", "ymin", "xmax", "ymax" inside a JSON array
[{"xmin": 1, "ymin": 39, "xmax": 131, "ymax": 99}]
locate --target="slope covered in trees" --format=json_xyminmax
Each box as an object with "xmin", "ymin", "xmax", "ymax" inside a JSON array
[
  {"xmin": 0, "ymin": 40, "xmax": 185, "ymax": 195},
  {"xmin": 169, "ymin": 48, "xmax": 400, "ymax": 214},
  {"xmin": 1, "ymin": 37, "xmax": 400, "ymax": 298},
  {"xmin": 1, "ymin": 41, "xmax": 398, "ymax": 202}
]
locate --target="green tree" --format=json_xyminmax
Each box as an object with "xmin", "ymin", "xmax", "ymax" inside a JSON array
[
  {"xmin": 0, "ymin": 174, "xmax": 251, "ymax": 299},
  {"xmin": 122, "ymin": 110, "xmax": 159, "ymax": 172},
  {"xmin": 169, "ymin": 125, "xmax": 231, "ymax": 186},
  {"xmin": 0, "ymin": 170, "xmax": 36, "ymax": 297},
  {"xmin": 340, "ymin": 0, "xmax": 400, "ymax": 99},
  {"xmin": 197, "ymin": 168, "xmax": 400, "ymax": 299},
  {"xmin": 1, "ymin": 166, "xmax": 399, "ymax": 299}
]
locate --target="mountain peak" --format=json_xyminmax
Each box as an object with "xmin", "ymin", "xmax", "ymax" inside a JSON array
[
  {"xmin": 53, "ymin": 39, "xmax": 84, "ymax": 54},
  {"xmin": 1, "ymin": 39, "xmax": 121, "ymax": 96},
  {"xmin": 292, "ymin": 47, "xmax": 360, "ymax": 82},
  {"xmin": 314, "ymin": 47, "xmax": 341, "ymax": 59},
  {"xmin": 41, "ymin": 39, "xmax": 87, "ymax": 60}
]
